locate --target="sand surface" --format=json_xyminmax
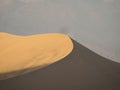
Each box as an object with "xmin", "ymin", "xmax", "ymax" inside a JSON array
[
  {"xmin": 0, "ymin": 32, "xmax": 73, "ymax": 80},
  {"xmin": 0, "ymin": 39, "xmax": 120, "ymax": 90}
]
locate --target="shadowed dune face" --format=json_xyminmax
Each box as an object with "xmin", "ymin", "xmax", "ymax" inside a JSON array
[
  {"xmin": 0, "ymin": 32, "xmax": 73, "ymax": 80},
  {"xmin": 0, "ymin": 39, "xmax": 120, "ymax": 90}
]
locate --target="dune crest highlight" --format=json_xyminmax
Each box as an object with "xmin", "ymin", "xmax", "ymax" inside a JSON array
[{"xmin": 0, "ymin": 32, "xmax": 73, "ymax": 80}]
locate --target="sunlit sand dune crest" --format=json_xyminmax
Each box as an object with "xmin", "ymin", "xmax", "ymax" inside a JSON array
[{"xmin": 0, "ymin": 32, "xmax": 73, "ymax": 80}]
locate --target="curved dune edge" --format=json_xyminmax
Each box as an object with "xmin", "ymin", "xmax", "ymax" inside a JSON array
[{"xmin": 0, "ymin": 32, "xmax": 73, "ymax": 80}]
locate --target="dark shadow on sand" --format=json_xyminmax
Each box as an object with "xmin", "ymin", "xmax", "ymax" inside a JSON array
[{"xmin": 0, "ymin": 39, "xmax": 120, "ymax": 90}]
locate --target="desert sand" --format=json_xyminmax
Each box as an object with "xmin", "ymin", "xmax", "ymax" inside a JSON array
[
  {"xmin": 0, "ymin": 39, "xmax": 120, "ymax": 90},
  {"xmin": 0, "ymin": 32, "xmax": 73, "ymax": 80}
]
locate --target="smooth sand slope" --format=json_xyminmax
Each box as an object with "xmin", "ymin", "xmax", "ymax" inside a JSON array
[
  {"xmin": 0, "ymin": 39, "xmax": 120, "ymax": 90},
  {"xmin": 0, "ymin": 32, "xmax": 73, "ymax": 80}
]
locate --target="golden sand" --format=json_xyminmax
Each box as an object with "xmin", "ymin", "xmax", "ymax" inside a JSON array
[{"xmin": 0, "ymin": 32, "xmax": 73, "ymax": 80}]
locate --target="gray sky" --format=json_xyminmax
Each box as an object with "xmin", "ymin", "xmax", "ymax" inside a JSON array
[{"xmin": 0, "ymin": 0, "xmax": 120, "ymax": 63}]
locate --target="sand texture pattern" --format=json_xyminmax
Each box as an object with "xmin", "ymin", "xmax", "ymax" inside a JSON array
[{"xmin": 0, "ymin": 32, "xmax": 73, "ymax": 80}]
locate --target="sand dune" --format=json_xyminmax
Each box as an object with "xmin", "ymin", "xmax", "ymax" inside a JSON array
[
  {"xmin": 0, "ymin": 39, "xmax": 120, "ymax": 90},
  {"xmin": 0, "ymin": 32, "xmax": 73, "ymax": 80}
]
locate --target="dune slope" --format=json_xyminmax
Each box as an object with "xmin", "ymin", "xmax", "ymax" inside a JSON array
[
  {"xmin": 0, "ymin": 32, "xmax": 73, "ymax": 80},
  {"xmin": 0, "ymin": 39, "xmax": 120, "ymax": 90}
]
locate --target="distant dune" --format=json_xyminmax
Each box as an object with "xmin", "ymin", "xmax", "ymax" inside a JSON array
[{"xmin": 0, "ymin": 39, "xmax": 120, "ymax": 90}]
